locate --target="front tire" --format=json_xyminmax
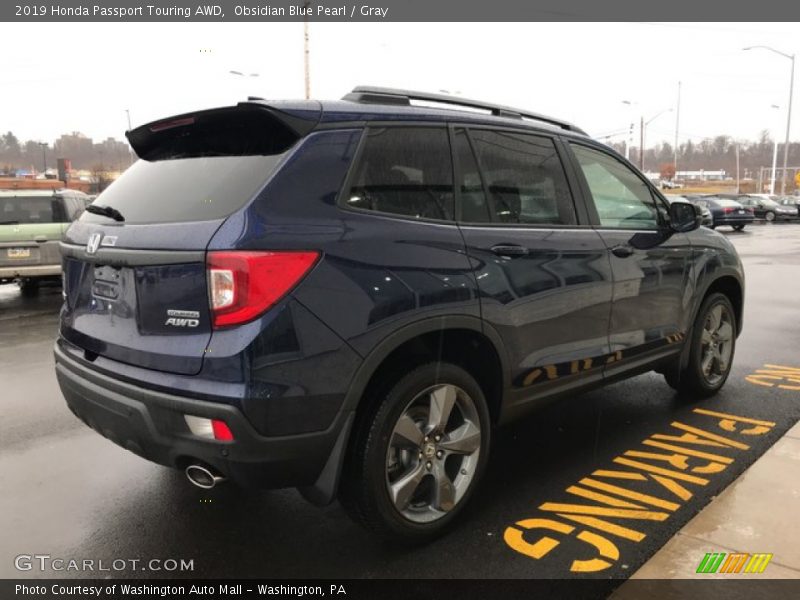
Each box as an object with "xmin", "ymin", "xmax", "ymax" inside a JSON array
[
  {"xmin": 765, "ymin": 211, "xmax": 776, "ymax": 222},
  {"xmin": 665, "ymin": 293, "xmax": 736, "ymax": 398},
  {"xmin": 339, "ymin": 362, "xmax": 491, "ymax": 543},
  {"xmin": 733, "ymin": 224, "xmax": 746, "ymax": 231}
]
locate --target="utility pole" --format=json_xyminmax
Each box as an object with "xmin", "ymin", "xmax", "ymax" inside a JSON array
[
  {"xmin": 674, "ymin": 81, "xmax": 681, "ymax": 174},
  {"xmin": 38, "ymin": 142, "xmax": 47, "ymax": 175},
  {"xmin": 735, "ymin": 142, "xmax": 740, "ymax": 193},
  {"xmin": 640, "ymin": 115, "xmax": 644, "ymax": 170},
  {"xmin": 303, "ymin": 2, "xmax": 311, "ymax": 99}
]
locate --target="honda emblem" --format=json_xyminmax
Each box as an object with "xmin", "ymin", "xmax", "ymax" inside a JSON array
[{"xmin": 86, "ymin": 233, "xmax": 103, "ymax": 255}]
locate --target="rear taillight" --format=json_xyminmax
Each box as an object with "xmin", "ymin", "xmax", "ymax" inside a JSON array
[
  {"xmin": 723, "ymin": 207, "xmax": 734, "ymax": 214},
  {"xmin": 207, "ymin": 251, "xmax": 320, "ymax": 328}
]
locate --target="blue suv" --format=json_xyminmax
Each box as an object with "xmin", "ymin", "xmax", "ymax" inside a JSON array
[{"xmin": 54, "ymin": 87, "xmax": 744, "ymax": 542}]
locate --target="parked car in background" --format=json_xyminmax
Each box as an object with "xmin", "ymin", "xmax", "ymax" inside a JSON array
[
  {"xmin": 737, "ymin": 195, "xmax": 798, "ymax": 222},
  {"xmin": 666, "ymin": 194, "xmax": 713, "ymax": 227},
  {"xmin": 694, "ymin": 196, "xmax": 754, "ymax": 230},
  {"xmin": 777, "ymin": 196, "xmax": 800, "ymax": 217},
  {"xmin": 0, "ymin": 189, "xmax": 91, "ymax": 294}
]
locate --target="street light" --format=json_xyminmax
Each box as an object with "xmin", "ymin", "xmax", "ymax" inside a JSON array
[
  {"xmin": 640, "ymin": 108, "xmax": 673, "ymax": 171},
  {"xmin": 744, "ymin": 45, "xmax": 795, "ymax": 195},
  {"xmin": 770, "ymin": 104, "xmax": 781, "ymax": 194}
]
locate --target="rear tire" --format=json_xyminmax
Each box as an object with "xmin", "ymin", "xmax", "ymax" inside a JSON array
[
  {"xmin": 765, "ymin": 211, "xmax": 776, "ymax": 222},
  {"xmin": 339, "ymin": 362, "xmax": 491, "ymax": 543},
  {"xmin": 19, "ymin": 279, "xmax": 40, "ymax": 297},
  {"xmin": 665, "ymin": 292, "xmax": 736, "ymax": 398}
]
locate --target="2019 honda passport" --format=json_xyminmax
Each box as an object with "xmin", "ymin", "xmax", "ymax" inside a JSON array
[{"xmin": 54, "ymin": 87, "xmax": 744, "ymax": 542}]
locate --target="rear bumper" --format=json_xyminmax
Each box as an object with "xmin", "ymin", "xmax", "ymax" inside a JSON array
[
  {"xmin": 0, "ymin": 264, "xmax": 61, "ymax": 278},
  {"xmin": 54, "ymin": 340, "xmax": 353, "ymax": 490}
]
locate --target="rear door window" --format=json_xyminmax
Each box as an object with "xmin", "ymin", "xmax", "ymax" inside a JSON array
[
  {"xmin": 344, "ymin": 127, "xmax": 455, "ymax": 221},
  {"xmin": 468, "ymin": 129, "xmax": 577, "ymax": 225}
]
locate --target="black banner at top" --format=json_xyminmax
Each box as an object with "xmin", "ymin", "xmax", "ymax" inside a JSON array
[{"xmin": 4, "ymin": 0, "xmax": 800, "ymax": 22}]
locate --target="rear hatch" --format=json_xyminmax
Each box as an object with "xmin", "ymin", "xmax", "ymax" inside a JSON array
[
  {"xmin": 60, "ymin": 102, "xmax": 318, "ymax": 375},
  {"xmin": 0, "ymin": 193, "xmax": 68, "ymax": 269}
]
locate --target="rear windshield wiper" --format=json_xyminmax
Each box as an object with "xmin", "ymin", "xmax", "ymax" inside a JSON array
[{"xmin": 85, "ymin": 204, "xmax": 125, "ymax": 222}]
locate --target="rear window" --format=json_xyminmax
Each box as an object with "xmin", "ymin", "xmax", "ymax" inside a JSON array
[
  {"xmin": 81, "ymin": 154, "xmax": 286, "ymax": 225},
  {"xmin": 0, "ymin": 196, "xmax": 67, "ymax": 224}
]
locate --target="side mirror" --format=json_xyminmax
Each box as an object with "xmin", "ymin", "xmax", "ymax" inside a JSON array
[{"xmin": 668, "ymin": 201, "xmax": 701, "ymax": 232}]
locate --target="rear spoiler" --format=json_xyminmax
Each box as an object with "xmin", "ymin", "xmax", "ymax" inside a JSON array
[{"xmin": 126, "ymin": 102, "xmax": 321, "ymax": 160}]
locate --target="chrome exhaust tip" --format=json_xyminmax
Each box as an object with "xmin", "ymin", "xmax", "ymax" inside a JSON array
[{"xmin": 185, "ymin": 464, "xmax": 226, "ymax": 490}]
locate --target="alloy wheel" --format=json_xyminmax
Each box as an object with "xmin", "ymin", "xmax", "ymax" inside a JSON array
[
  {"xmin": 700, "ymin": 303, "xmax": 734, "ymax": 386},
  {"xmin": 385, "ymin": 384, "xmax": 481, "ymax": 523}
]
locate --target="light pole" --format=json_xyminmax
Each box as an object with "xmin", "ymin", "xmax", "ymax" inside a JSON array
[
  {"xmin": 770, "ymin": 104, "xmax": 781, "ymax": 194},
  {"xmin": 640, "ymin": 108, "xmax": 673, "ymax": 171},
  {"xmin": 744, "ymin": 45, "xmax": 795, "ymax": 195},
  {"xmin": 125, "ymin": 109, "xmax": 132, "ymax": 130}
]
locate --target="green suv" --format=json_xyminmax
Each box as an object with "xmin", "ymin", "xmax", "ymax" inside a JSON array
[{"xmin": 0, "ymin": 189, "xmax": 91, "ymax": 295}]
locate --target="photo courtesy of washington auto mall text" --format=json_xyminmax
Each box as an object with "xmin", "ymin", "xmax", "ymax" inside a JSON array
[
  {"xmin": 15, "ymin": 584, "xmax": 348, "ymax": 597},
  {"xmin": 3, "ymin": 1, "xmax": 800, "ymax": 599}
]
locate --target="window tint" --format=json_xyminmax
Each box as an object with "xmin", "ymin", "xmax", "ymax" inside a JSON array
[
  {"xmin": 346, "ymin": 127, "xmax": 454, "ymax": 220},
  {"xmin": 0, "ymin": 196, "xmax": 67, "ymax": 224},
  {"xmin": 571, "ymin": 144, "xmax": 659, "ymax": 230},
  {"xmin": 82, "ymin": 154, "xmax": 287, "ymax": 224},
  {"xmin": 469, "ymin": 130, "xmax": 576, "ymax": 225},
  {"xmin": 453, "ymin": 129, "xmax": 490, "ymax": 223}
]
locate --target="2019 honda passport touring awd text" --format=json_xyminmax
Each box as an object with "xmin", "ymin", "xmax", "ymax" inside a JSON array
[{"xmin": 54, "ymin": 87, "xmax": 744, "ymax": 542}]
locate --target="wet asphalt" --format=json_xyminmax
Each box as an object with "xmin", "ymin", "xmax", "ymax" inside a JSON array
[{"xmin": 0, "ymin": 223, "xmax": 798, "ymax": 589}]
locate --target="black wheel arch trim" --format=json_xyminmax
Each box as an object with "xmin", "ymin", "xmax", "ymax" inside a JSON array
[
  {"xmin": 301, "ymin": 315, "xmax": 511, "ymax": 506},
  {"xmin": 678, "ymin": 267, "xmax": 744, "ymax": 371}
]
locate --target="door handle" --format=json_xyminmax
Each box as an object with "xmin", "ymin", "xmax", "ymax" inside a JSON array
[
  {"xmin": 610, "ymin": 244, "xmax": 634, "ymax": 258},
  {"xmin": 491, "ymin": 244, "xmax": 528, "ymax": 257}
]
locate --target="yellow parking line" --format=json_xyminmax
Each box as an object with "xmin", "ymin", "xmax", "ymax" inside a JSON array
[
  {"xmin": 614, "ymin": 457, "xmax": 709, "ymax": 484},
  {"xmin": 692, "ymin": 408, "xmax": 776, "ymax": 427},
  {"xmin": 566, "ymin": 485, "xmax": 645, "ymax": 508},
  {"xmin": 642, "ymin": 439, "xmax": 734, "ymax": 464},
  {"xmin": 580, "ymin": 478, "xmax": 681, "ymax": 511}
]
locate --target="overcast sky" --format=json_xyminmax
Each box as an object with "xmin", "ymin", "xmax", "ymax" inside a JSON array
[{"xmin": 2, "ymin": 22, "xmax": 798, "ymax": 148}]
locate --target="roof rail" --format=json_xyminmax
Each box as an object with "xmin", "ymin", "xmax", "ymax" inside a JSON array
[{"xmin": 342, "ymin": 86, "xmax": 587, "ymax": 135}]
